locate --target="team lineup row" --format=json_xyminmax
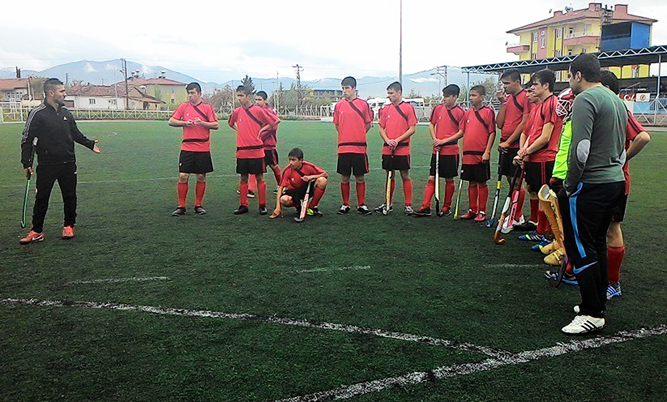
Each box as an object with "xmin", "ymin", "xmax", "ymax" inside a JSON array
[{"xmin": 17, "ymin": 54, "xmax": 650, "ymax": 336}]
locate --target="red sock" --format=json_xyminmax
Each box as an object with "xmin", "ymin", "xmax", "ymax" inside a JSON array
[
  {"xmin": 421, "ymin": 180, "xmax": 435, "ymax": 209},
  {"xmin": 403, "ymin": 178, "xmax": 413, "ymax": 206},
  {"xmin": 309, "ymin": 186, "xmax": 325, "ymax": 208},
  {"xmin": 177, "ymin": 182, "xmax": 188, "ymax": 207},
  {"xmin": 239, "ymin": 181, "xmax": 249, "ymax": 206},
  {"xmin": 536, "ymin": 210, "xmax": 549, "ymax": 235},
  {"xmin": 195, "ymin": 181, "xmax": 206, "ymax": 206},
  {"xmin": 356, "ymin": 182, "xmax": 366, "ymax": 206},
  {"xmin": 390, "ymin": 179, "xmax": 396, "ymax": 205},
  {"xmin": 444, "ymin": 179, "xmax": 455, "ymax": 209},
  {"xmin": 341, "ymin": 182, "xmax": 350, "ymax": 205},
  {"xmin": 248, "ymin": 175, "xmax": 257, "ymax": 193},
  {"xmin": 607, "ymin": 246, "xmax": 625, "ymax": 284},
  {"xmin": 514, "ymin": 187, "xmax": 526, "ymax": 222},
  {"xmin": 530, "ymin": 198, "xmax": 539, "ymax": 222},
  {"xmin": 271, "ymin": 165, "xmax": 282, "ymax": 185},
  {"xmin": 478, "ymin": 184, "xmax": 488, "ymax": 213},
  {"xmin": 468, "ymin": 183, "xmax": 479, "ymax": 212},
  {"xmin": 258, "ymin": 179, "xmax": 266, "ymax": 207}
]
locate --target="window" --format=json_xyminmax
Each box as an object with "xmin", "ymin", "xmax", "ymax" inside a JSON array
[
  {"xmin": 556, "ymin": 28, "xmax": 562, "ymax": 39},
  {"xmin": 568, "ymin": 27, "xmax": 574, "ymax": 36},
  {"xmin": 555, "ymin": 49, "xmax": 562, "ymax": 57},
  {"xmin": 89, "ymin": 98, "xmax": 96, "ymax": 105},
  {"xmin": 109, "ymin": 99, "xmax": 117, "ymax": 106},
  {"xmin": 582, "ymin": 48, "xmax": 587, "ymax": 54},
  {"xmin": 568, "ymin": 49, "xmax": 573, "ymax": 56},
  {"xmin": 531, "ymin": 52, "xmax": 537, "ymax": 60},
  {"xmin": 541, "ymin": 37, "xmax": 546, "ymax": 48},
  {"xmin": 532, "ymin": 32, "xmax": 538, "ymax": 42}
]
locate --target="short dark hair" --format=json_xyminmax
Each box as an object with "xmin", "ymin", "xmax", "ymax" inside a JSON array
[
  {"xmin": 532, "ymin": 69, "xmax": 556, "ymax": 92},
  {"xmin": 442, "ymin": 84, "xmax": 460, "ymax": 97},
  {"xmin": 569, "ymin": 53, "xmax": 601, "ymax": 83},
  {"xmin": 288, "ymin": 147, "xmax": 304, "ymax": 160},
  {"xmin": 599, "ymin": 70, "xmax": 620, "ymax": 95},
  {"xmin": 341, "ymin": 76, "xmax": 357, "ymax": 88},
  {"xmin": 255, "ymin": 91, "xmax": 268, "ymax": 100},
  {"xmin": 236, "ymin": 85, "xmax": 253, "ymax": 95},
  {"xmin": 387, "ymin": 81, "xmax": 402, "ymax": 92},
  {"xmin": 470, "ymin": 85, "xmax": 486, "ymax": 96},
  {"xmin": 500, "ymin": 69, "xmax": 521, "ymax": 83},
  {"xmin": 43, "ymin": 78, "xmax": 63, "ymax": 94},
  {"xmin": 186, "ymin": 82, "xmax": 201, "ymax": 93}
]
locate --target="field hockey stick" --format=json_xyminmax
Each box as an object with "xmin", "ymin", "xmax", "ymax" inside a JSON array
[
  {"xmin": 294, "ymin": 180, "xmax": 316, "ymax": 223},
  {"xmin": 502, "ymin": 170, "xmax": 525, "ymax": 233},
  {"xmin": 452, "ymin": 167, "xmax": 464, "ymax": 219},
  {"xmin": 434, "ymin": 148, "xmax": 441, "ymax": 216},
  {"xmin": 382, "ymin": 148, "xmax": 395, "ymax": 215},
  {"xmin": 486, "ymin": 152, "xmax": 504, "ymax": 227},
  {"xmin": 20, "ymin": 171, "xmax": 32, "ymax": 228},
  {"xmin": 493, "ymin": 167, "xmax": 522, "ymax": 245}
]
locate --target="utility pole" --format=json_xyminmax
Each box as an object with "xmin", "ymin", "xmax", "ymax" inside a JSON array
[
  {"xmin": 399, "ymin": 0, "xmax": 403, "ymax": 85},
  {"xmin": 275, "ymin": 71, "xmax": 280, "ymax": 112},
  {"xmin": 121, "ymin": 58, "xmax": 129, "ymax": 110},
  {"xmin": 431, "ymin": 65, "xmax": 448, "ymax": 93},
  {"xmin": 292, "ymin": 64, "xmax": 303, "ymax": 115}
]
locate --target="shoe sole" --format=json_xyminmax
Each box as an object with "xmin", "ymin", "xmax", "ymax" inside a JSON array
[
  {"xmin": 62, "ymin": 236, "xmax": 74, "ymax": 240},
  {"xmin": 19, "ymin": 237, "xmax": 44, "ymax": 245}
]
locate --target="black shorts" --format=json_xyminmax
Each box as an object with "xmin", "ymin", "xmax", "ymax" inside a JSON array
[
  {"xmin": 499, "ymin": 148, "xmax": 519, "ymax": 177},
  {"xmin": 611, "ymin": 193, "xmax": 628, "ymax": 223},
  {"xmin": 460, "ymin": 163, "xmax": 490, "ymax": 183},
  {"xmin": 236, "ymin": 158, "xmax": 266, "ymax": 175},
  {"xmin": 284, "ymin": 182, "xmax": 315, "ymax": 204},
  {"xmin": 179, "ymin": 151, "xmax": 214, "ymax": 174},
  {"xmin": 381, "ymin": 155, "xmax": 410, "ymax": 171},
  {"xmin": 337, "ymin": 153, "xmax": 369, "ymax": 176},
  {"xmin": 524, "ymin": 161, "xmax": 554, "ymax": 192},
  {"xmin": 264, "ymin": 149, "xmax": 279, "ymax": 166},
  {"xmin": 430, "ymin": 154, "xmax": 459, "ymax": 178}
]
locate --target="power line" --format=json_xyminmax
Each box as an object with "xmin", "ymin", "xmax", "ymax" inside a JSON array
[{"xmin": 292, "ymin": 64, "xmax": 303, "ymax": 115}]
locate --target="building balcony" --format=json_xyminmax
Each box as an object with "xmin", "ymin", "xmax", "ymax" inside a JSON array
[
  {"xmin": 506, "ymin": 43, "xmax": 530, "ymax": 54},
  {"xmin": 563, "ymin": 33, "xmax": 600, "ymax": 46}
]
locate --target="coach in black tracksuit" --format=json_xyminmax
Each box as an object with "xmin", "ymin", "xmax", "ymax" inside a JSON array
[{"xmin": 20, "ymin": 78, "xmax": 101, "ymax": 242}]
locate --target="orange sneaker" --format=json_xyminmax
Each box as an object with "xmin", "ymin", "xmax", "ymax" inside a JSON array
[
  {"xmin": 62, "ymin": 226, "xmax": 75, "ymax": 239},
  {"xmin": 460, "ymin": 209, "xmax": 476, "ymax": 220},
  {"xmin": 474, "ymin": 211, "xmax": 487, "ymax": 222},
  {"xmin": 19, "ymin": 231, "xmax": 44, "ymax": 244}
]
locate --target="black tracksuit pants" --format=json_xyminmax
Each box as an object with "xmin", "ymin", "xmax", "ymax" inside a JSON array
[
  {"xmin": 558, "ymin": 181, "xmax": 624, "ymax": 318},
  {"xmin": 32, "ymin": 162, "xmax": 77, "ymax": 233}
]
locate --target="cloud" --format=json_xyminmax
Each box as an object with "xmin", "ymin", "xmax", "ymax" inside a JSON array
[{"xmin": 84, "ymin": 63, "xmax": 96, "ymax": 73}]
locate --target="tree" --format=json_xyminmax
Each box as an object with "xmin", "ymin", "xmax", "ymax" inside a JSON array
[
  {"xmin": 241, "ymin": 75, "xmax": 255, "ymax": 93},
  {"xmin": 204, "ymin": 85, "xmax": 235, "ymax": 112},
  {"xmin": 407, "ymin": 88, "xmax": 421, "ymax": 99}
]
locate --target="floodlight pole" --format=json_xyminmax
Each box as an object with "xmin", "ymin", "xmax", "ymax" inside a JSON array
[
  {"xmin": 656, "ymin": 54, "xmax": 662, "ymax": 124},
  {"xmin": 399, "ymin": 0, "xmax": 403, "ymax": 85},
  {"xmin": 466, "ymin": 71, "xmax": 471, "ymax": 108}
]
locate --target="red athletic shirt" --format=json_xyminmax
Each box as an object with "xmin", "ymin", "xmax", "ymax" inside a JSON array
[
  {"xmin": 333, "ymin": 98, "xmax": 373, "ymax": 154},
  {"xmin": 527, "ymin": 95, "xmax": 563, "ymax": 163},
  {"xmin": 624, "ymin": 110, "xmax": 645, "ymax": 195},
  {"xmin": 171, "ymin": 101, "xmax": 218, "ymax": 152},
  {"xmin": 228, "ymin": 104, "xmax": 278, "ymax": 159},
  {"xmin": 500, "ymin": 90, "xmax": 529, "ymax": 149},
  {"xmin": 379, "ymin": 101, "xmax": 418, "ymax": 157},
  {"xmin": 430, "ymin": 104, "xmax": 465, "ymax": 156},
  {"xmin": 280, "ymin": 161, "xmax": 325, "ymax": 190},
  {"xmin": 259, "ymin": 105, "xmax": 279, "ymax": 150},
  {"xmin": 461, "ymin": 106, "xmax": 495, "ymax": 165}
]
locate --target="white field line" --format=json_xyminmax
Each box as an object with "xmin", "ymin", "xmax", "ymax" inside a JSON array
[
  {"xmin": 0, "ymin": 166, "xmax": 431, "ymax": 189},
  {"xmin": 272, "ymin": 324, "xmax": 667, "ymax": 402},
  {"xmin": 66, "ymin": 276, "xmax": 169, "ymax": 285},
  {"xmin": 292, "ymin": 266, "xmax": 371, "ymax": 274},
  {"xmin": 0, "ymin": 298, "xmax": 508, "ymax": 358},
  {"xmin": 484, "ymin": 264, "xmax": 543, "ymax": 269}
]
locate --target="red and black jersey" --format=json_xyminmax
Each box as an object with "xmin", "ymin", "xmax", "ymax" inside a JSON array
[
  {"xmin": 171, "ymin": 101, "xmax": 218, "ymax": 152},
  {"xmin": 280, "ymin": 161, "xmax": 325, "ymax": 190},
  {"xmin": 228, "ymin": 104, "xmax": 278, "ymax": 159},
  {"xmin": 527, "ymin": 95, "xmax": 563, "ymax": 163},
  {"xmin": 259, "ymin": 105, "xmax": 279, "ymax": 150},
  {"xmin": 430, "ymin": 104, "xmax": 465, "ymax": 156},
  {"xmin": 378, "ymin": 101, "xmax": 418, "ymax": 156},
  {"xmin": 500, "ymin": 90, "xmax": 529, "ymax": 149},
  {"xmin": 623, "ymin": 109, "xmax": 646, "ymax": 195},
  {"xmin": 333, "ymin": 98, "xmax": 373, "ymax": 154},
  {"xmin": 461, "ymin": 106, "xmax": 495, "ymax": 165}
]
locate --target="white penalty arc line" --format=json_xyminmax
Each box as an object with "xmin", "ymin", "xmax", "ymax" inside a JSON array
[
  {"xmin": 65, "ymin": 276, "xmax": 170, "ymax": 285},
  {"xmin": 272, "ymin": 324, "xmax": 667, "ymax": 402},
  {"xmin": 292, "ymin": 266, "xmax": 371, "ymax": 274},
  {"xmin": 0, "ymin": 298, "xmax": 508, "ymax": 358}
]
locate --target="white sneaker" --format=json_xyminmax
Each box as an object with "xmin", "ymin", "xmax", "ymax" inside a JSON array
[
  {"xmin": 404, "ymin": 205, "xmax": 414, "ymax": 215},
  {"xmin": 561, "ymin": 314, "xmax": 605, "ymax": 334}
]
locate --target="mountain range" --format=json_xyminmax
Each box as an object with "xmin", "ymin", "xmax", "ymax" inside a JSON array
[{"xmin": 0, "ymin": 59, "xmax": 495, "ymax": 98}]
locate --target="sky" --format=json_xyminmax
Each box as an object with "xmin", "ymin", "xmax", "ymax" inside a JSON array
[{"xmin": 1, "ymin": 0, "xmax": 666, "ymax": 82}]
